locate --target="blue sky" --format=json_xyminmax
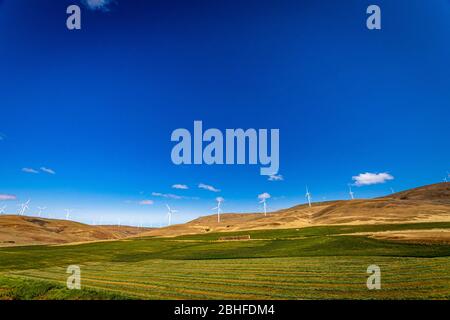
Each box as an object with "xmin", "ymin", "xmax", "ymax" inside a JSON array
[{"xmin": 0, "ymin": 0, "xmax": 449, "ymax": 226}]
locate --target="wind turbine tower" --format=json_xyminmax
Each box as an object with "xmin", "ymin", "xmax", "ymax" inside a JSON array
[
  {"xmin": 18, "ymin": 200, "xmax": 30, "ymax": 216},
  {"xmin": 257, "ymin": 193, "xmax": 271, "ymax": 216},
  {"xmin": 260, "ymin": 197, "xmax": 267, "ymax": 216},
  {"xmin": 37, "ymin": 206, "xmax": 46, "ymax": 217},
  {"xmin": 0, "ymin": 205, "xmax": 6, "ymax": 214},
  {"xmin": 212, "ymin": 197, "xmax": 224, "ymax": 223},
  {"xmin": 64, "ymin": 209, "xmax": 73, "ymax": 221},
  {"xmin": 305, "ymin": 186, "xmax": 312, "ymax": 208},
  {"xmin": 348, "ymin": 185, "xmax": 354, "ymax": 200},
  {"xmin": 166, "ymin": 204, "xmax": 177, "ymax": 226}
]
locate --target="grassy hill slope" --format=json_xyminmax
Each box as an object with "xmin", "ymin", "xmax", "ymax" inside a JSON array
[
  {"xmin": 145, "ymin": 183, "xmax": 450, "ymax": 237},
  {"xmin": 0, "ymin": 215, "xmax": 150, "ymax": 247}
]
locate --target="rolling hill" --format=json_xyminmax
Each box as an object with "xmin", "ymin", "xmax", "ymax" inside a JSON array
[
  {"xmin": 144, "ymin": 182, "xmax": 450, "ymax": 237},
  {"xmin": 0, "ymin": 215, "xmax": 150, "ymax": 247},
  {"xmin": 1, "ymin": 183, "xmax": 449, "ymax": 245},
  {"xmin": 381, "ymin": 182, "xmax": 450, "ymax": 202}
]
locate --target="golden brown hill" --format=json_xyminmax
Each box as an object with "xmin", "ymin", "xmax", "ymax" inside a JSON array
[
  {"xmin": 1, "ymin": 183, "xmax": 448, "ymax": 243},
  {"xmin": 0, "ymin": 215, "xmax": 150, "ymax": 247},
  {"xmin": 144, "ymin": 183, "xmax": 450, "ymax": 237},
  {"xmin": 381, "ymin": 182, "xmax": 450, "ymax": 203}
]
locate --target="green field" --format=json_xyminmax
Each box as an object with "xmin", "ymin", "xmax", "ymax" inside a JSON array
[{"xmin": 1, "ymin": 222, "xmax": 450, "ymax": 300}]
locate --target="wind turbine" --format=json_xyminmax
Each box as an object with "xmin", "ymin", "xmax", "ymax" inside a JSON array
[
  {"xmin": 258, "ymin": 193, "xmax": 270, "ymax": 216},
  {"xmin": 305, "ymin": 186, "xmax": 312, "ymax": 207},
  {"xmin": 166, "ymin": 204, "xmax": 177, "ymax": 226},
  {"xmin": 260, "ymin": 198, "xmax": 267, "ymax": 216},
  {"xmin": 64, "ymin": 209, "xmax": 73, "ymax": 220},
  {"xmin": 348, "ymin": 185, "xmax": 355, "ymax": 200},
  {"xmin": 0, "ymin": 205, "xmax": 6, "ymax": 214},
  {"xmin": 37, "ymin": 206, "xmax": 46, "ymax": 217},
  {"xmin": 18, "ymin": 200, "xmax": 30, "ymax": 216},
  {"xmin": 212, "ymin": 197, "xmax": 224, "ymax": 223},
  {"xmin": 390, "ymin": 187, "xmax": 395, "ymax": 194}
]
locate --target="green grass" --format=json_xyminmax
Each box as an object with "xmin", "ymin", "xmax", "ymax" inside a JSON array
[
  {"xmin": 1, "ymin": 222, "xmax": 449, "ymax": 299},
  {"xmin": 3, "ymin": 257, "xmax": 450, "ymax": 300},
  {"xmin": 0, "ymin": 275, "xmax": 131, "ymax": 300},
  {"xmin": 173, "ymin": 221, "xmax": 450, "ymax": 240}
]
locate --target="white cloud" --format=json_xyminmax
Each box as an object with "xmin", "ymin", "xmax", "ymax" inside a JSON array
[
  {"xmin": 268, "ymin": 174, "xmax": 283, "ymax": 181},
  {"xmin": 40, "ymin": 167, "xmax": 56, "ymax": 175},
  {"xmin": 258, "ymin": 192, "xmax": 271, "ymax": 200},
  {"xmin": 82, "ymin": 0, "xmax": 115, "ymax": 11},
  {"xmin": 139, "ymin": 200, "xmax": 154, "ymax": 205},
  {"xmin": 172, "ymin": 184, "xmax": 188, "ymax": 190},
  {"xmin": 152, "ymin": 192, "xmax": 199, "ymax": 200},
  {"xmin": 22, "ymin": 168, "xmax": 39, "ymax": 174},
  {"xmin": 152, "ymin": 192, "xmax": 182, "ymax": 200},
  {"xmin": 0, "ymin": 194, "xmax": 16, "ymax": 201},
  {"xmin": 198, "ymin": 183, "xmax": 220, "ymax": 192},
  {"xmin": 352, "ymin": 172, "xmax": 394, "ymax": 186}
]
